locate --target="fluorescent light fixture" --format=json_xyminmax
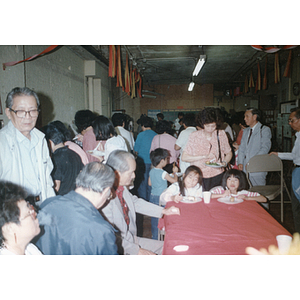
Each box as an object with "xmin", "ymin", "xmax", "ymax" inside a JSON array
[
  {"xmin": 193, "ymin": 55, "xmax": 206, "ymax": 76},
  {"xmin": 188, "ymin": 82, "xmax": 195, "ymax": 91}
]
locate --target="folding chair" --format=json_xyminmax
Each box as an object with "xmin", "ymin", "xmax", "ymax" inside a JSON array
[
  {"xmin": 246, "ymin": 154, "xmax": 292, "ymax": 223},
  {"xmin": 158, "ymin": 198, "xmax": 165, "ymax": 241}
]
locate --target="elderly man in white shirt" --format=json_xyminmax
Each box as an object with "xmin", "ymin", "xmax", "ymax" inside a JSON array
[
  {"xmin": 270, "ymin": 108, "xmax": 300, "ymax": 233},
  {"xmin": 0, "ymin": 87, "xmax": 55, "ymax": 205}
]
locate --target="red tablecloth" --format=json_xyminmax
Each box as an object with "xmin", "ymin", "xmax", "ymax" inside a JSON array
[{"xmin": 159, "ymin": 198, "xmax": 291, "ymax": 255}]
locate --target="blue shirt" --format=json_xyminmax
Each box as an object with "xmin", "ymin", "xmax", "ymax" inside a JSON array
[
  {"xmin": 150, "ymin": 168, "xmax": 168, "ymax": 196},
  {"xmin": 134, "ymin": 129, "xmax": 157, "ymax": 164}
]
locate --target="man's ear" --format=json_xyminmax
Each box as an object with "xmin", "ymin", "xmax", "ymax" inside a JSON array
[{"xmin": 5, "ymin": 108, "xmax": 12, "ymax": 120}]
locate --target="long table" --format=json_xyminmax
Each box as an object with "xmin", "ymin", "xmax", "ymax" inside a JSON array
[{"xmin": 159, "ymin": 198, "xmax": 291, "ymax": 255}]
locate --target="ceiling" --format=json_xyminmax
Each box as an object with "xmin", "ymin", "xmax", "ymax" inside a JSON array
[{"xmin": 68, "ymin": 45, "xmax": 294, "ymax": 91}]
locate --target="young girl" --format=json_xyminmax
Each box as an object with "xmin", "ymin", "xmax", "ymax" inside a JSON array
[
  {"xmin": 148, "ymin": 148, "xmax": 178, "ymax": 239},
  {"xmin": 160, "ymin": 165, "xmax": 203, "ymax": 205},
  {"xmin": 210, "ymin": 169, "xmax": 267, "ymax": 202}
]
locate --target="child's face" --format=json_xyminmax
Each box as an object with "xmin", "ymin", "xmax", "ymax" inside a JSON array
[
  {"xmin": 184, "ymin": 171, "xmax": 200, "ymax": 189},
  {"xmin": 227, "ymin": 175, "xmax": 239, "ymax": 192}
]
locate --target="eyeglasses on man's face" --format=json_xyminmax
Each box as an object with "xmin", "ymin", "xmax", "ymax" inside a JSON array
[
  {"xmin": 9, "ymin": 108, "xmax": 40, "ymax": 118},
  {"xmin": 20, "ymin": 202, "xmax": 37, "ymax": 221},
  {"xmin": 288, "ymin": 118, "xmax": 298, "ymax": 124}
]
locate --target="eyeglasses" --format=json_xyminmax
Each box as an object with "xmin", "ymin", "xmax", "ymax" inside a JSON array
[
  {"xmin": 288, "ymin": 118, "xmax": 298, "ymax": 124},
  {"xmin": 20, "ymin": 202, "xmax": 37, "ymax": 221},
  {"xmin": 9, "ymin": 108, "xmax": 40, "ymax": 118}
]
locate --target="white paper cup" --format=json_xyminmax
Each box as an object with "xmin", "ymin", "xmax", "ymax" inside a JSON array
[
  {"xmin": 276, "ymin": 235, "xmax": 292, "ymax": 254},
  {"xmin": 203, "ymin": 191, "xmax": 211, "ymax": 204}
]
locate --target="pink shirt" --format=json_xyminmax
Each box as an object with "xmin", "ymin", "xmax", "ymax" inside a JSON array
[
  {"xmin": 150, "ymin": 133, "xmax": 180, "ymax": 164},
  {"xmin": 184, "ymin": 129, "xmax": 231, "ymax": 178},
  {"xmin": 82, "ymin": 127, "xmax": 99, "ymax": 163},
  {"xmin": 65, "ymin": 141, "xmax": 89, "ymax": 165}
]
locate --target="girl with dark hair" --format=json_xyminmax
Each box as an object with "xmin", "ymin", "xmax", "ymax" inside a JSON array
[
  {"xmin": 91, "ymin": 115, "xmax": 127, "ymax": 163},
  {"xmin": 160, "ymin": 165, "xmax": 203, "ymax": 204},
  {"xmin": 210, "ymin": 169, "xmax": 267, "ymax": 202}
]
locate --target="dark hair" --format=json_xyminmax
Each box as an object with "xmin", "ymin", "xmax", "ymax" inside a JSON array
[
  {"xmin": 44, "ymin": 123, "xmax": 66, "ymax": 145},
  {"xmin": 179, "ymin": 166, "xmax": 203, "ymax": 196},
  {"xmin": 140, "ymin": 116, "xmax": 153, "ymax": 128},
  {"xmin": 156, "ymin": 113, "xmax": 164, "ymax": 120},
  {"xmin": 92, "ymin": 115, "xmax": 117, "ymax": 141},
  {"xmin": 0, "ymin": 181, "xmax": 27, "ymax": 244},
  {"xmin": 150, "ymin": 148, "xmax": 170, "ymax": 167},
  {"xmin": 111, "ymin": 113, "xmax": 126, "ymax": 127},
  {"xmin": 178, "ymin": 112, "xmax": 184, "ymax": 118},
  {"xmin": 182, "ymin": 113, "xmax": 196, "ymax": 127},
  {"xmin": 290, "ymin": 107, "xmax": 300, "ymax": 119},
  {"xmin": 6, "ymin": 87, "xmax": 40, "ymax": 109},
  {"xmin": 221, "ymin": 169, "xmax": 249, "ymax": 191},
  {"xmin": 196, "ymin": 107, "xmax": 221, "ymax": 129},
  {"xmin": 245, "ymin": 107, "xmax": 261, "ymax": 122},
  {"xmin": 155, "ymin": 120, "xmax": 172, "ymax": 134},
  {"xmin": 74, "ymin": 110, "xmax": 97, "ymax": 133},
  {"xmin": 50, "ymin": 120, "xmax": 72, "ymax": 141}
]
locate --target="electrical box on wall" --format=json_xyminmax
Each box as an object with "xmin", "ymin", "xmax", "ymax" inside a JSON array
[{"xmin": 84, "ymin": 60, "xmax": 96, "ymax": 77}]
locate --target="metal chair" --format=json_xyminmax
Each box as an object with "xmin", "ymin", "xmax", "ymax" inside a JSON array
[
  {"xmin": 158, "ymin": 198, "xmax": 165, "ymax": 241},
  {"xmin": 245, "ymin": 154, "xmax": 292, "ymax": 223}
]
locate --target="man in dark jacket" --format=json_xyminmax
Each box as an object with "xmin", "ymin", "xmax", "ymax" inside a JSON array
[{"xmin": 35, "ymin": 162, "xmax": 120, "ymax": 255}]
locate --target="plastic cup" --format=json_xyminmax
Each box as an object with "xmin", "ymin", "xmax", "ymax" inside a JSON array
[
  {"xmin": 276, "ymin": 235, "xmax": 292, "ymax": 254},
  {"xmin": 203, "ymin": 191, "xmax": 211, "ymax": 204}
]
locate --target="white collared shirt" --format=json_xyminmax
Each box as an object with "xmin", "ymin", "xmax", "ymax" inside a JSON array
[
  {"xmin": 278, "ymin": 131, "xmax": 300, "ymax": 165},
  {"xmin": 16, "ymin": 127, "xmax": 41, "ymax": 196}
]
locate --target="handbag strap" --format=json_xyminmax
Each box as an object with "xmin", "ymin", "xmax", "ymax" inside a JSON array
[{"xmin": 216, "ymin": 130, "xmax": 222, "ymax": 161}]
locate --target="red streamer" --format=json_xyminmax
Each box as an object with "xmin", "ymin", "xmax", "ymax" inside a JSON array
[{"xmin": 3, "ymin": 45, "xmax": 58, "ymax": 70}]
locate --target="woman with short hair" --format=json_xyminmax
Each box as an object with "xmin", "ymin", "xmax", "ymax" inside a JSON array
[
  {"xmin": 0, "ymin": 181, "xmax": 42, "ymax": 255},
  {"xmin": 181, "ymin": 107, "xmax": 232, "ymax": 191}
]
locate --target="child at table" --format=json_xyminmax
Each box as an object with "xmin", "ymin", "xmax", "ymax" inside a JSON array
[
  {"xmin": 210, "ymin": 169, "xmax": 267, "ymax": 202},
  {"xmin": 160, "ymin": 165, "xmax": 203, "ymax": 205},
  {"xmin": 148, "ymin": 148, "xmax": 179, "ymax": 239}
]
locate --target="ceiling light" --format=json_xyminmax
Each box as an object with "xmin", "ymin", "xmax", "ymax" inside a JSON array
[
  {"xmin": 193, "ymin": 55, "xmax": 206, "ymax": 76},
  {"xmin": 188, "ymin": 82, "xmax": 195, "ymax": 92}
]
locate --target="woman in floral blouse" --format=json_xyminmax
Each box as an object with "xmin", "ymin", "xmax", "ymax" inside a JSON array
[{"xmin": 181, "ymin": 107, "xmax": 232, "ymax": 191}]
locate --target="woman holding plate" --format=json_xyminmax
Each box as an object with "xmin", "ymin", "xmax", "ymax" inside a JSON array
[{"xmin": 181, "ymin": 107, "xmax": 232, "ymax": 191}]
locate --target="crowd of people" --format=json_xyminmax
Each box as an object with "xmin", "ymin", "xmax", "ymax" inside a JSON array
[{"xmin": 0, "ymin": 86, "xmax": 300, "ymax": 255}]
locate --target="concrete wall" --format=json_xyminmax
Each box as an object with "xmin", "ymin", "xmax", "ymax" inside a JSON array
[{"xmin": 0, "ymin": 45, "xmax": 111, "ymax": 131}]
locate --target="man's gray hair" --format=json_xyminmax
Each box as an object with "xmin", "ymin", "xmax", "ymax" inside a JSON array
[
  {"xmin": 106, "ymin": 150, "xmax": 135, "ymax": 173},
  {"xmin": 6, "ymin": 87, "xmax": 40, "ymax": 109},
  {"xmin": 76, "ymin": 162, "xmax": 115, "ymax": 193}
]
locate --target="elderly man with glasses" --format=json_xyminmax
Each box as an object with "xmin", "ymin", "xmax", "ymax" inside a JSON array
[
  {"xmin": 0, "ymin": 87, "xmax": 55, "ymax": 205},
  {"xmin": 270, "ymin": 108, "xmax": 300, "ymax": 233}
]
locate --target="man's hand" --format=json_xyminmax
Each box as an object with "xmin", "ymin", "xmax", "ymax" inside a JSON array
[
  {"xmin": 238, "ymin": 164, "xmax": 243, "ymax": 171},
  {"xmin": 162, "ymin": 206, "xmax": 180, "ymax": 215},
  {"xmin": 138, "ymin": 248, "xmax": 156, "ymax": 255},
  {"xmin": 269, "ymin": 152, "xmax": 278, "ymax": 156}
]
